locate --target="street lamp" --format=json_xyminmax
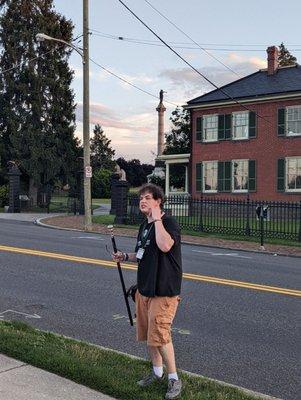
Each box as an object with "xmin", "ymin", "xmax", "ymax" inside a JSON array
[{"xmin": 36, "ymin": 2, "xmax": 92, "ymax": 231}]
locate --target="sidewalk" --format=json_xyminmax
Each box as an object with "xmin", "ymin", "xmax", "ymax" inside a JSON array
[
  {"xmin": 0, "ymin": 354, "xmax": 115, "ymax": 400},
  {"xmin": 38, "ymin": 214, "xmax": 301, "ymax": 258}
]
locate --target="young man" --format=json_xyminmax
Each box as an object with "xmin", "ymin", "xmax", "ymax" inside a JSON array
[{"xmin": 113, "ymin": 183, "xmax": 183, "ymax": 399}]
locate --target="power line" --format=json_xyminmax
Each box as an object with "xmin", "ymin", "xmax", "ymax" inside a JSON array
[
  {"xmin": 0, "ymin": 49, "xmax": 55, "ymax": 75},
  {"xmin": 143, "ymin": 0, "xmax": 242, "ymax": 79},
  {"xmin": 89, "ymin": 29, "xmax": 301, "ymax": 52},
  {"xmin": 116, "ymin": 0, "xmax": 273, "ymax": 125},
  {"xmin": 89, "ymin": 56, "xmax": 179, "ymax": 107}
]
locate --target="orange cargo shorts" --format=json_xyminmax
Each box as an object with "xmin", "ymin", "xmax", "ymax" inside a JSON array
[{"xmin": 135, "ymin": 291, "xmax": 180, "ymax": 347}]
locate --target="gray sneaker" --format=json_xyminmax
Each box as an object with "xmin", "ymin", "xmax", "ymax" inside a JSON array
[
  {"xmin": 165, "ymin": 378, "xmax": 182, "ymax": 399},
  {"xmin": 137, "ymin": 371, "xmax": 165, "ymax": 387}
]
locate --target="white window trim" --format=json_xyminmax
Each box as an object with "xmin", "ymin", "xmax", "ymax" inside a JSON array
[
  {"xmin": 203, "ymin": 160, "xmax": 218, "ymax": 193},
  {"xmin": 232, "ymin": 159, "xmax": 249, "ymax": 193},
  {"xmin": 285, "ymin": 156, "xmax": 301, "ymax": 192},
  {"xmin": 202, "ymin": 114, "xmax": 218, "ymax": 143},
  {"xmin": 232, "ymin": 111, "xmax": 249, "ymax": 141},
  {"xmin": 286, "ymin": 105, "xmax": 301, "ymax": 137}
]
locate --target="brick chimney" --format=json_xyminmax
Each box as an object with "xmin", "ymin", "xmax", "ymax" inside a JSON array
[{"xmin": 267, "ymin": 46, "xmax": 279, "ymax": 75}]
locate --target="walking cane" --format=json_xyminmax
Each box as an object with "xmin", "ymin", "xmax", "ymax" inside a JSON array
[{"xmin": 107, "ymin": 225, "xmax": 134, "ymax": 326}]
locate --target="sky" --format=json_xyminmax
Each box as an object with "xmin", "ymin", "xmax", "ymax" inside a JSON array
[{"xmin": 53, "ymin": 0, "xmax": 301, "ymax": 164}]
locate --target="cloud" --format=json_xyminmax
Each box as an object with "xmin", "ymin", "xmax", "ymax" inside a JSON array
[
  {"xmin": 76, "ymin": 102, "xmax": 154, "ymax": 134},
  {"xmin": 159, "ymin": 53, "xmax": 266, "ymax": 100}
]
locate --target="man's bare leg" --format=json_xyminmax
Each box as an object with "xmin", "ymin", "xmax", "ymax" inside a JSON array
[
  {"xmin": 159, "ymin": 341, "xmax": 177, "ymax": 373},
  {"xmin": 148, "ymin": 345, "xmax": 163, "ymax": 367}
]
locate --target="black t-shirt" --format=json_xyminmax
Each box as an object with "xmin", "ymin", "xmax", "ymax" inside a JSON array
[{"xmin": 135, "ymin": 214, "xmax": 182, "ymax": 297}]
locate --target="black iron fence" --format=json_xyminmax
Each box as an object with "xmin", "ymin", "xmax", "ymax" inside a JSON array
[
  {"xmin": 19, "ymin": 189, "xmax": 84, "ymax": 215},
  {"xmin": 127, "ymin": 194, "xmax": 301, "ymax": 242}
]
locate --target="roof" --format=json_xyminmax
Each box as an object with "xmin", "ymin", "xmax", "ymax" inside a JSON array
[{"xmin": 187, "ymin": 64, "xmax": 301, "ymax": 106}]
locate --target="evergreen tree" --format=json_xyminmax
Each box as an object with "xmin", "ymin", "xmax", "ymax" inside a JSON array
[
  {"xmin": 278, "ymin": 42, "xmax": 297, "ymax": 67},
  {"xmin": 163, "ymin": 107, "xmax": 191, "ymax": 155},
  {"xmin": 0, "ymin": 0, "xmax": 79, "ymax": 203},
  {"xmin": 90, "ymin": 124, "xmax": 115, "ymax": 170}
]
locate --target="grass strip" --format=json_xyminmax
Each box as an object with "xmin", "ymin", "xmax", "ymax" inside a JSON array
[
  {"xmin": 0, "ymin": 320, "xmax": 262, "ymax": 400},
  {"xmin": 92, "ymin": 215, "xmax": 301, "ymax": 248}
]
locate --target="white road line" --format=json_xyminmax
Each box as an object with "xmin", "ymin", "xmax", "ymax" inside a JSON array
[
  {"xmin": 192, "ymin": 250, "xmax": 252, "ymax": 259},
  {"xmin": 71, "ymin": 237, "xmax": 104, "ymax": 241},
  {"xmin": 0, "ymin": 309, "xmax": 41, "ymax": 319}
]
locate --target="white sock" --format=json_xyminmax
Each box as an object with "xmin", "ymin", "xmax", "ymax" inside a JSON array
[
  {"xmin": 153, "ymin": 365, "xmax": 163, "ymax": 377},
  {"xmin": 168, "ymin": 372, "xmax": 179, "ymax": 381}
]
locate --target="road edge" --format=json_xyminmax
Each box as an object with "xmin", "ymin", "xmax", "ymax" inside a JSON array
[{"xmin": 35, "ymin": 217, "xmax": 301, "ymax": 259}]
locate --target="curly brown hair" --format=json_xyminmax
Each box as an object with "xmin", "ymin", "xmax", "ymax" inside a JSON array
[{"xmin": 138, "ymin": 183, "xmax": 165, "ymax": 210}]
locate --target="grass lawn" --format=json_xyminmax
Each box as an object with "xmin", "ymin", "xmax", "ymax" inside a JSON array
[
  {"xmin": 92, "ymin": 215, "xmax": 301, "ymax": 247},
  {"xmin": 0, "ymin": 320, "xmax": 261, "ymax": 400}
]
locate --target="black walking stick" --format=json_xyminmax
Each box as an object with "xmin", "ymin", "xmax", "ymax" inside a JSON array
[{"xmin": 108, "ymin": 225, "xmax": 134, "ymax": 326}]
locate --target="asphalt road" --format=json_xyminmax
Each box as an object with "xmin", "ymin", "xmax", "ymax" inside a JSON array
[{"xmin": 0, "ymin": 219, "xmax": 300, "ymax": 400}]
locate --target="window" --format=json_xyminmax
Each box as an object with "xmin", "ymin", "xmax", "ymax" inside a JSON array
[
  {"xmin": 286, "ymin": 157, "xmax": 301, "ymax": 191},
  {"xmin": 232, "ymin": 112, "xmax": 249, "ymax": 140},
  {"xmin": 203, "ymin": 115, "xmax": 218, "ymax": 142},
  {"xmin": 203, "ymin": 161, "xmax": 218, "ymax": 192},
  {"xmin": 287, "ymin": 106, "xmax": 301, "ymax": 136},
  {"xmin": 232, "ymin": 160, "xmax": 248, "ymax": 192}
]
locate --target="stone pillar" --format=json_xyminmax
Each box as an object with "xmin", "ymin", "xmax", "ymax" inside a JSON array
[
  {"xmin": 110, "ymin": 172, "xmax": 120, "ymax": 215},
  {"xmin": 7, "ymin": 163, "xmax": 21, "ymax": 213},
  {"xmin": 165, "ymin": 163, "xmax": 170, "ymax": 195},
  {"xmin": 114, "ymin": 180, "xmax": 129, "ymax": 224}
]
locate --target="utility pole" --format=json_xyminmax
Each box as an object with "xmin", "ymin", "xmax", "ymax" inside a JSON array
[{"xmin": 83, "ymin": 0, "xmax": 92, "ymax": 230}]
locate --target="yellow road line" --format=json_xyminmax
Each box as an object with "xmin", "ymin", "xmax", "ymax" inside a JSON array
[{"xmin": 0, "ymin": 244, "xmax": 300, "ymax": 298}]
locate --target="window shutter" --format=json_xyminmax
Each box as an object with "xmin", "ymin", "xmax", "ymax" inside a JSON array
[
  {"xmin": 196, "ymin": 117, "xmax": 203, "ymax": 141},
  {"xmin": 278, "ymin": 109, "xmax": 286, "ymax": 136},
  {"xmin": 224, "ymin": 161, "xmax": 231, "ymax": 192},
  {"xmin": 196, "ymin": 163, "xmax": 202, "ymax": 192},
  {"xmin": 249, "ymin": 111, "xmax": 257, "ymax": 138},
  {"xmin": 225, "ymin": 114, "xmax": 232, "ymax": 139},
  {"xmin": 248, "ymin": 160, "xmax": 256, "ymax": 191},
  {"xmin": 218, "ymin": 162, "xmax": 224, "ymax": 191},
  {"xmin": 277, "ymin": 159, "xmax": 285, "ymax": 191},
  {"xmin": 218, "ymin": 115, "xmax": 225, "ymax": 140}
]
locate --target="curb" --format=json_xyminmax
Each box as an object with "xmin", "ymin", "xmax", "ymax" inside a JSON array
[{"xmin": 35, "ymin": 217, "xmax": 301, "ymax": 259}]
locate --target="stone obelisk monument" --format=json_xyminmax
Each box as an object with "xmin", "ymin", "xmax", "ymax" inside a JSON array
[{"xmin": 156, "ymin": 89, "xmax": 166, "ymax": 157}]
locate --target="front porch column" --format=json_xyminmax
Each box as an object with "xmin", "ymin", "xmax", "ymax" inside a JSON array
[
  {"xmin": 165, "ymin": 162, "xmax": 170, "ymax": 195},
  {"xmin": 185, "ymin": 165, "xmax": 188, "ymax": 193}
]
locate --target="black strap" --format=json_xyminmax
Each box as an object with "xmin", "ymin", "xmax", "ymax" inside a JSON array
[{"xmin": 139, "ymin": 221, "xmax": 154, "ymax": 250}]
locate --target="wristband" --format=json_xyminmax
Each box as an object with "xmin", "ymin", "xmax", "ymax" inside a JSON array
[{"xmin": 153, "ymin": 219, "xmax": 162, "ymax": 223}]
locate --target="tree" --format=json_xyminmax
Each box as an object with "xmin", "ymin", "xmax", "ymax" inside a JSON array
[
  {"xmin": 278, "ymin": 42, "xmax": 297, "ymax": 67},
  {"xmin": 90, "ymin": 124, "xmax": 115, "ymax": 171},
  {"xmin": 116, "ymin": 157, "xmax": 154, "ymax": 187},
  {"xmin": 91, "ymin": 168, "xmax": 112, "ymax": 199},
  {"xmin": 0, "ymin": 0, "xmax": 80, "ymax": 203},
  {"xmin": 163, "ymin": 107, "xmax": 191, "ymax": 155}
]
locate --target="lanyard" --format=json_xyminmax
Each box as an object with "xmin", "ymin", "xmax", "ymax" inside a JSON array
[{"xmin": 139, "ymin": 221, "xmax": 154, "ymax": 249}]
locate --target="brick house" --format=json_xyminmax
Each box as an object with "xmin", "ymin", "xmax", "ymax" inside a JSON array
[{"xmin": 185, "ymin": 46, "xmax": 301, "ymax": 201}]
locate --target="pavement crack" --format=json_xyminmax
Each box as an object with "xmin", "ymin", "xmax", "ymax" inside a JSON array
[{"xmin": 0, "ymin": 363, "xmax": 27, "ymax": 374}]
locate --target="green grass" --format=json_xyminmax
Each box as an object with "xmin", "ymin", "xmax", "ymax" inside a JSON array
[
  {"xmin": 91, "ymin": 215, "xmax": 301, "ymax": 247},
  {"xmin": 0, "ymin": 320, "xmax": 261, "ymax": 400},
  {"xmin": 92, "ymin": 198, "xmax": 111, "ymax": 205}
]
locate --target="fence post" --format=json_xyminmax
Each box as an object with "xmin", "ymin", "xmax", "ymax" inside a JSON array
[
  {"xmin": 245, "ymin": 194, "xmax": 251, "ymax": 236},
  {"xmin": 199, "ymin": 194, "xmax": 204, "ymax": 231}
]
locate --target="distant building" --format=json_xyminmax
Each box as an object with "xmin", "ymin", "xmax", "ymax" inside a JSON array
[{"xmin": 185, "ymin": 46, "xmax": 301, "ymax": 201}]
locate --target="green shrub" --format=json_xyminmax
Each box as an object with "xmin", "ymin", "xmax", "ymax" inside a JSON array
[
  {"xmin": 91, "ymin": 168, "xmax": 112, "ymax": 198},
  {"xmin": 0, "ymin": 185, "xmax": 9, "ymax": 207}
]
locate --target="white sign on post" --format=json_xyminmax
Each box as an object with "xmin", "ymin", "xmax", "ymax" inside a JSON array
[{"xmin": 85, "ymin": 165, "xmax": 92, "ymax": 178}]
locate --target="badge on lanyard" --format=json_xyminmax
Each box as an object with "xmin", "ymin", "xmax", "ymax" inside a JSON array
[{"xmin": 136, "ymin": 248, "xmax": 145, "ymax": 260}]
